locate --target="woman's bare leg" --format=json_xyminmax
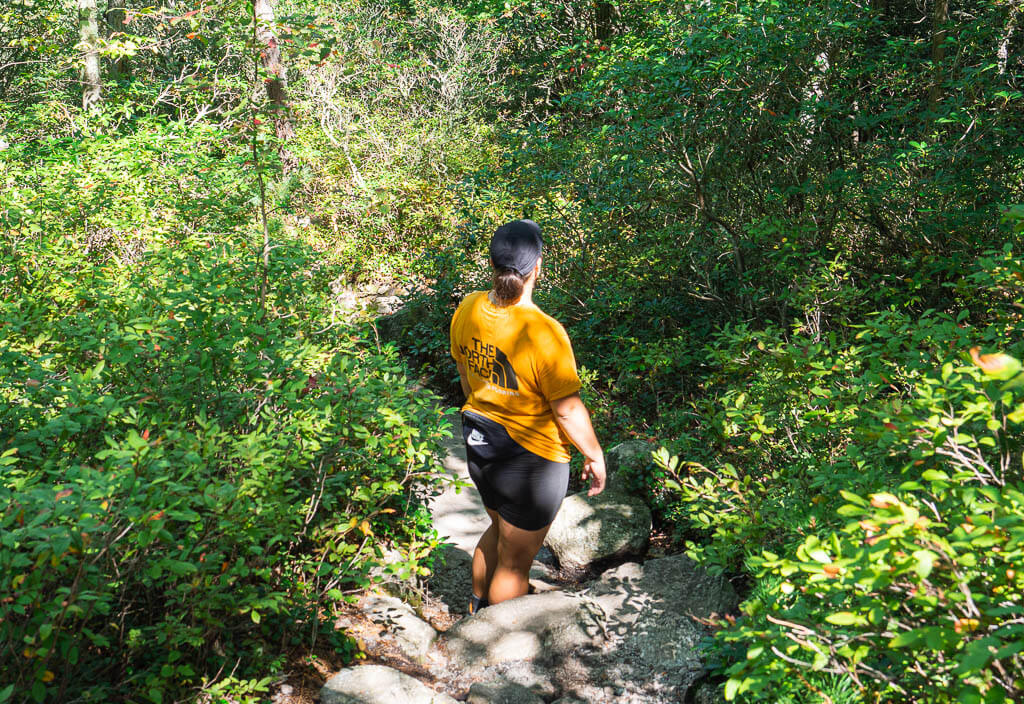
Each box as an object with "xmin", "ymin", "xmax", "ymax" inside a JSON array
[
  {"xmin": 471, "ymin": 508, "xmax": 501, "ymax": 607},
  {"xmin": 487, "ymin": 516, "xmax": 550, "ymax": 605}
]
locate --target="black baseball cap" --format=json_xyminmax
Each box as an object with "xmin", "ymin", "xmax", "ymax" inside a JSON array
[{"xmin": 490, "ymin": 219, "xmax": 543, "ymax": 277}]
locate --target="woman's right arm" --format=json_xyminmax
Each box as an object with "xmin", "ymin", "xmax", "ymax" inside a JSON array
[
  {"xmin": 456, "ymin": 359, "xmax": 471, "ymax": 399},
  {"xmin": 550, "ymin": 392, "xmax": 606, "ymax": 496}
]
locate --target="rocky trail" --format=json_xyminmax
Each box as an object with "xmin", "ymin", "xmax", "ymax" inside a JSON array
[{"xmin": 315, "ymin": 410, "xmax": 737, "ymax": 704}]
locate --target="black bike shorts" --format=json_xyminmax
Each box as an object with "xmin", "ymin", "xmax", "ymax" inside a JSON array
[{"xmin": 461, "ymin": 410, "xmax": 570, "ymax": 531}]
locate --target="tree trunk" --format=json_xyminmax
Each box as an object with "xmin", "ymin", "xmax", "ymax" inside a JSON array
[
  {"xmin": 593, "ymin": 1, "xmax": 617, "ymax": 41},
  {"xmin": 79, "ymin": 0, "xmax": 101, "ymax": 111},
  {"xmin": 254, "ymin": 0, "xmax": 294, "ymax": 142},
  {"xmin": 998, "ymin": 2, "xmax": 1022, "ymax": 75},
  {"xmin": 105, "ymin": 0, "xmax": 130, "ymax": 81},
  {"xmin": 928, "ymin": 0, "xmax": 950, "ymax": 113}
]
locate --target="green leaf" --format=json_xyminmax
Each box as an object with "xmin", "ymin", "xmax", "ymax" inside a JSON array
[
  {"xmin": 889, "ymin": 629, "xmax": 924, "ymax": 648},
  {"xmin": 912, "ymin": 550, "xmax": 936, "ymax": 579},
  {"xmin": 839, "ymin": 490, "xmax": 866, "ymax": 506},
  {"xmin": 955, "ymin": 637, "xmax": 999, "ymax": 674},
  {"xmin": 724, "ymin": 678, "xmax": 741, "ymax": 700},
  {"xmin": 826, "ymin": 611, "xmax": 866, "ymax": 626},
  {"xmin": 994, "ymin": 640, "xmax": 1024, "ymax": 659}
]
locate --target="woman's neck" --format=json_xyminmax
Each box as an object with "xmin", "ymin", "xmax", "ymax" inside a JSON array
[{"xmin": 488, "ymin": 285, "xmax": 534, "ymax": 308}]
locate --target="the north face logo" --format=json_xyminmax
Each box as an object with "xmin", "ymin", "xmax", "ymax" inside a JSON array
[
  {"xmin": 462, "ymin": 338, "xmax": 519, "ymax": 391},
  {"xmin": 489, "ymin": 348, "xmax": 518, "ymax": 390}
]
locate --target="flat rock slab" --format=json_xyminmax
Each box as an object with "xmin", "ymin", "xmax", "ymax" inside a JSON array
[
  {"xmin": 321, "ymin": 665, "xmax": 458, "ymax": 704},
  {"xmin": 578, "ymin": 553, "xmax": 738, "ymax": 695},
  {"xmin": 442, "ymin": 591, "xmax": 605, "ymax": 670},
  {"xmin": 467, "ymin": 678, "xmax": 546, "ymax": 704},
  {"xmin": 544, "ymin": 489, "xmax": 652, "ymax": 570},
  {"xmin": 359, "ymin": 594, "xmax": 438, "ymax": 662}
]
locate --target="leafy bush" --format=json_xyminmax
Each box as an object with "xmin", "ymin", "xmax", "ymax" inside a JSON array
[
  {"xmin": 650, "ymin": 245, "xmax": 1024, "ymax": 701},
  {"xmin": 719, "ymin": 356, "xmax": 1024, "ymax": 702},
  {"xmin": 0, "ymin": 126, "xmax": 449, "ymax": 703}
]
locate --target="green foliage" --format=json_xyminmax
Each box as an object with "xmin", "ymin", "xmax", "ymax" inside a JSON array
[
  {"xmin": 649, "ymin": 247, "xmax": 1024, "ymax": 701},
  {"xmin": 287, "ymin": 0, "xmax": 508, "ymax": 281},
  {"xmin": 720, "ymin": 357, "xmax": 1024, "ymax": 702},
  {"xmin": 0, "ymin": 122, "xmax": 448, "ymax": 702}
]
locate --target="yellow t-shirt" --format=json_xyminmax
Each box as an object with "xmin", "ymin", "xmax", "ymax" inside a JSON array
[{"xmin": 450, "ymin": 291, "xmax": 581, "ymax": 463}]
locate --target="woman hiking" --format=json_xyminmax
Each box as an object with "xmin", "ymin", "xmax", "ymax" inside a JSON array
[{"xmin": 450, "ymin": 218, "xmax": 606, "ymax": 614}]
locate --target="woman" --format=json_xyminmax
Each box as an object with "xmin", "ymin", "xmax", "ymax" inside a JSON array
[{"xmin": 450, "ymin": 219, "xmax": 606, "ymax": 614}]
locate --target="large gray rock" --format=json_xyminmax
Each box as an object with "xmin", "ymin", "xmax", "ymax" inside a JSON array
[
  {"xmin": 605, "ymin": 440, "xmax": 656, "ymax": 481},
  {"xmin": 427, "ymin": 544, "xmax": 474, "ymax": 615},
  {"xmin": 544, "ymin": 489, "xmax": 652, "ymax": 570},
  {"xmin": 358, "ymin": 594, "xmax": 438, "ymax": 662},
  {"xmin": 376, "ymin": 296, "xmax": 426, "ymax": 341},
  {"xmin": 586, "ymin": 554, "xmax": 737, "ymax": 630},
  {"xmin": 639, "ymin": 553, "xmax": 738, "ymax": 620},
  {"xmin": 321, "ymin": 665, "xmax": 458, "ymax": 704},
  {"xmin": 580, "ymin": 553, "xmax": 738, "ymax": 689},
  {"xmin": 442, "ymin": 591, "xmax": 605, "ymax": 670},
  {"xmin": 373, "ymin": 295, "xmax": 403, "ymax": 315}
]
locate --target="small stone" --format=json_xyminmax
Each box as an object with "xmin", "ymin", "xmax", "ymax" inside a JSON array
[
  {"xmin": 321, "ymin": 665, "xmax": 458, "ymax": 704},
  {"xmin": 359, "ymin": 594, "xmax": 438, "ymax": 662},
  {"xmin": 528, "ymin": 562, "xmax": 559, "ymax": 593}
]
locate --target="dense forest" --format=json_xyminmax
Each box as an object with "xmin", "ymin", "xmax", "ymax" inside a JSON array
[{"xmin": 2, "ymin": 0, "xmax": 1023, "ymax": 701}]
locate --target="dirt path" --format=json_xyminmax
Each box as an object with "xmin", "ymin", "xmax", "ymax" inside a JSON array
[{"xmin": 429, "ymin": 410, "xmax": 492, "ymax": 557}]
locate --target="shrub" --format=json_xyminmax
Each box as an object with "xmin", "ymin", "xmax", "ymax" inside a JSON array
[
  {"xmin": 718, "ymin": 356, "xmax": 1024, "ymax": 702},
  {"xmin": 0, "ymin": 128, "xmax": 450, "ymax": 703},
  {"xmin": 652, "ymin": 245, "xmax": 1024, "ymax": 701}
]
